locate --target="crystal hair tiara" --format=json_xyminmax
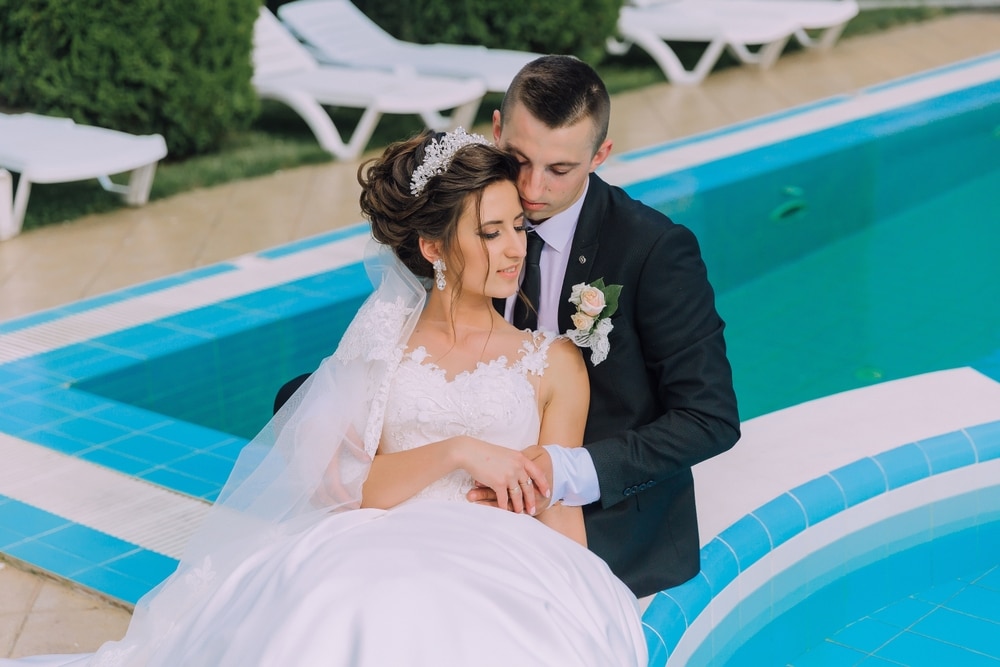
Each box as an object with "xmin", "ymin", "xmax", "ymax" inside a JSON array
[{"xmin": 409, "ymin": 128, "xmax": 491, "ymax": 196}]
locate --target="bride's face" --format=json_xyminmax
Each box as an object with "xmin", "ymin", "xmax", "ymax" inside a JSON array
[{"xmin": 451, "ymin": 180, "xmax": 527, "ymax": 300}]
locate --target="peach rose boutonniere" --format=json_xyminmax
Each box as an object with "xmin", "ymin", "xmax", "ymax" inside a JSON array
[{"xmin": 565, "ymin": 279, "xmax": 622, "ymax": 365}]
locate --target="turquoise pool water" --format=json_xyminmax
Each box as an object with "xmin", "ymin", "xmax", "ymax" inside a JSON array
[{"xmin": 719, "ymin": 168, "xmax": 1000, "ymax": 419}]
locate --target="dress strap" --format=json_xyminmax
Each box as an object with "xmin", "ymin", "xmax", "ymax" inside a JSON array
[{"xmin": 517, "ymin": 331, "xmax": 560, "ymax": 377}]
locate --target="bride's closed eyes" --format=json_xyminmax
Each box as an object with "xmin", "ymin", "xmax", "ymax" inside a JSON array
[{"xmin": 478, "ymin": 223, "xmax": 527, "ymax": 241}]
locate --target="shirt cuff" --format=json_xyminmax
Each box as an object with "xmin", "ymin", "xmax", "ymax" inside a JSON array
[{"xmin": 543, "ymin": 445, "xmax": 600, "ymax": 507}]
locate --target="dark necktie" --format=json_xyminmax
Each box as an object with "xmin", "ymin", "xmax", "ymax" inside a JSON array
[{"xmin": 513, "ymin": 231, "xmax": 544, "ymax": 330}]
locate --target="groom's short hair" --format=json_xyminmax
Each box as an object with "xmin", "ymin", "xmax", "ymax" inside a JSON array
[{"xmin": 501, "ymin": 55, "xmax": 611, "ymax": 153}]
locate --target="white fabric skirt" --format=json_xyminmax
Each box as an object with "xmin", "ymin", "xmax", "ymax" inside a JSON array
[{"xmin": 2, "ymin": 500, "xmax": 647, "ymax": 666}]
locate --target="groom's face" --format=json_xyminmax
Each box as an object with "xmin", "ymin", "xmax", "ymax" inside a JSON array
[{"xmin": 493, "ymin": 103, "xmax": 612, "ymax": 223}]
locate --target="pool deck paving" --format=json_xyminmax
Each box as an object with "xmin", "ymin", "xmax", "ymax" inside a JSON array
[{"xmin": 1, "ymin": 12, "xmax": 999, "ymax": 659}]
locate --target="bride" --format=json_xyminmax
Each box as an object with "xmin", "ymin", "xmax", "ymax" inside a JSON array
[{"xmin": 2, "ymin": 130, "xmax": 647, "ymax": 666}]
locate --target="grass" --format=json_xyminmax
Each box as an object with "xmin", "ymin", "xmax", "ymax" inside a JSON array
[{"xmin": 12, "ymin": 8, "xmax": 950, "ymax": 233}]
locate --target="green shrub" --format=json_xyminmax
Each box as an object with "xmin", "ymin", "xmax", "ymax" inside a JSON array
[
  {"xmin": 0, "ymin": 0, "xmax": 260, "ymax": 157},
  {"xmin": 267, "ymin": 0, "xmax": 621, "ymax": 64}
]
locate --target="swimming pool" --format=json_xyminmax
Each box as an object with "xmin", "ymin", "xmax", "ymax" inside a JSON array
[{"xmin": 0, "ymin": 51, "xmax": 998, "ymax": 660}]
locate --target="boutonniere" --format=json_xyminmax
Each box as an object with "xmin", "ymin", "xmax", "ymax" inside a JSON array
[{"xmin": 565, "ymin": 279, "xmax": 622, "ymax": 365}]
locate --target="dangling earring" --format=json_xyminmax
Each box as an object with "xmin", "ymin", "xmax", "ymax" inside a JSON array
[{"xmin": 432, "ymin": 258, "xmax": 447, "ymax": 291}]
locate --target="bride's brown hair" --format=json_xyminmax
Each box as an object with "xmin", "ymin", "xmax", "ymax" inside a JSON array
[{"xmin": 359, "ymin": 131, "xmax": 520, "ymax": 281}]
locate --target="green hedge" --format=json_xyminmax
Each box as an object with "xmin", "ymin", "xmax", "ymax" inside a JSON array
[
  {"xmin": 0, "ymin": 0, "xmax": 260, "ymax": 157},
  {"xmin": 267, "ymin": 0, "xmax": 621, "ymax": 64}
]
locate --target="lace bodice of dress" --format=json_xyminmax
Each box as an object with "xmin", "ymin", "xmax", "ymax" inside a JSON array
[{"xmin": 380, "ymin": 332, "xmax": 557, "ymax": 502}]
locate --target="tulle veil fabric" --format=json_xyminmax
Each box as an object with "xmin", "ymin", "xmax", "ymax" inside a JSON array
[{"xmin": 88, "ymin": 243, "xmax": 427, "ymax": 665}]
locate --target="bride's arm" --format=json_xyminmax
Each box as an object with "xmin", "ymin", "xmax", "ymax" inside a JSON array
[
  {"xmin": 361, "ymin": 436, "xmax": 549, "ymax": 511},
  {"xmin": 534, "ymin": 338, "xmax": 590, "ymax": 547}
]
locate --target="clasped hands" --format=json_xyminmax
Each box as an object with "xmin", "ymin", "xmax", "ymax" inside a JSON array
[{"xmin": 465, "ymin": 445, "xmax": 554, "ymax": 516}]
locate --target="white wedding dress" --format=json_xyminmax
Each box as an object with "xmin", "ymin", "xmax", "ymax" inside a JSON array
[{"xmin": 4, "ymin": 334, "xmax": 647, "ymax": 666}]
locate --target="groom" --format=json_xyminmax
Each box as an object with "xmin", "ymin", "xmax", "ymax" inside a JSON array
[{"xmin": 470, "ymin": 55, "xmax": 740, "ymax": 598}]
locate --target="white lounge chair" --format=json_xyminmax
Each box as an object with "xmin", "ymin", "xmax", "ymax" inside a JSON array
[
  {"xmin": 632, "ymin": 0, "xmax": 859, "ymax": 51},
  {"xmin": 0, "ymin": 113, "xmax": 167, "ymax": 242},
  {"xmin": 607, "ymin": 3, "xmax": 800, "ymax": 84},
  {"xmin": 277, "ymin": 0, "xmax": 542, "ymax": 94},
  {"xmin": 253, "ymin": 8, "xmax": 486, "ymax": 160}
]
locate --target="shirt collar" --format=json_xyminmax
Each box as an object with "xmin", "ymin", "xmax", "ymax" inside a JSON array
[{"xmin": 530, "ymin": 178, "xmax": 589, "ymax": 253}]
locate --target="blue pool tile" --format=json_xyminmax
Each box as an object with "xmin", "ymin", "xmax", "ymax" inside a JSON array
[
  {"xmin": 700, "ymin": 537, "xmax": 740, "ymax": 595},
  {"xmin": 752, "ymin": 492, "xmax": 808, "ymax": 549},
  {"xmin": 877, "ymin": 630, "xmax": 1000, "ymax": 667},
  {"xmin": 47, "ymin": 416, "xmax": 135, "ymax": 447},
  {"xmin": 913, "ymin": 578, "xmax": 967, "ymax": 605},
  {"xmin": 0, "ymin": 499, "xmax": 72, "ymax": 537},
  {"xmin": 145, "ymin": 421, "xmax": 234, "ymax": 450},
  {"xmin": 973, "ymin": 566, "xmax": 1000, "ymax": 593},
  {"xmin": 855, "ymin": 657, "xmax": 909, "ymax": 666},
  {"xmin": 915, "ymin": 431, "xmax": 977, "ymax": 474},
  {"xmin": 0, "ymin": 411, "xmax": 36, "ymax": 436},
  {"xmin": 139, "ymin": 467, "xmax": 220, "ymax": 499},
  {"xmin": 666, "ymin": 573, "xmax": 713, "ymax": 626},
  {"xmin": 642, "ymin": 623, "xmax": 669, "ymax": 667},
  {"xmin": 30, "ymin": 387, "xmax": 114, "ymax": 414},
  {"xmin": 830, "ymin": 458, "xmax": 887, "ymax": 507},
  {"xmin": 791, "ymin": 639, "xmax": 867, "ymax": 667},
  {"xmin": 104, "ymin": 434, "xmax": 195, "ymax": 465},
  {"xmin": 870, "ymin": 597, "xmax": 936, "ymax": 629},
  {"xmin": 644, "ymin": 592, "xmax": 688, "ymax": 650},
  {"xmin": 943, "ymin": 585, "xmax": 1000, "ymax": 625},
  {"xmin": 718, "ymin": 514, "xmax": 772, "ymax": 571},
  {"xmin": 36, "ymin": 524, "xmax": 138, "ymax": 565},
  {"xmin": 911, "ymin": 608, "xmax": 1000, "ymax": 659},
  {"xmin": 4, "ymin": 539, "xmax": 97, "ymax": 578},
  {"xmin": 832, "ymin": 617, "xmax": 903, "ymax": 654},
  {"xmin": 0, "ymin": 525, "xmax": 25, "ymax": 549},
  {"xmin": 873, "ymin": 444, "xmax": 931, "ymax": 491},
  {"xmin": 966, "ymin": 420, "xmax": 1000, "ymax": 462},
  {"xmin": 89, "ymin": 402, "xmax": 171, "ymax": 431},
  {"xmin": 167, "ymin": 452, "xmax": 236, "ymax": 485},
  {"xmin": 78, "ymin": 448, "xmax": 151, "ymax": 476},
  {"xmin": 71, "ymin": 566, "xmax": 158, "ymax": 605},
  {"xmin": 24, "ymin": 429, "xmax": 93, "ymax": 455},
  {"xmin": 7, "ymin": 399, "xmax": 77, "ymax": 427},
  {"xmin": 790, "ymin": 475, "xmax": 846, "ymax": 527},
  {"xmin": 206, "ymin": 437, "xmax": 249, "ymax": 461},
  {"xmin": 105, "ymin": 549, "xmax": 178, "ymax": 586}
]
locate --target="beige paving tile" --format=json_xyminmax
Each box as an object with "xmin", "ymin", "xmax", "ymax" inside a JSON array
[
  {"xmin": 10, "ymin": 606, "xmax": 130, "ymax": 657},
  {"xmin": 0, "ymin": 564, "xmax": 39, "ymax": 614}
]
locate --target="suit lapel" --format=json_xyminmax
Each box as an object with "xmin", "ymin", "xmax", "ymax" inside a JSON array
[{"xmin": 558, "ymin": 175, "xmax": 605, "ymax": 332}]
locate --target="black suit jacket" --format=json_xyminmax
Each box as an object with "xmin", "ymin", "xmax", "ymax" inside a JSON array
[{"xmin": 565, "ymin": 174, "xmax": 740, "ymax": 598}]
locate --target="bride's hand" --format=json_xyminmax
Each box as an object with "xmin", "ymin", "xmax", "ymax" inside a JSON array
[{"xmin": 455, "ymin": 437, "xmax": 549, "ymax": 515}]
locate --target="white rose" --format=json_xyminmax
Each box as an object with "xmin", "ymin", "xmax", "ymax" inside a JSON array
[
  {"xmin": 578, "ymin": 286, "xmax": 606, "ymax": 317},
  {"xmin": 571, "ymin": 312, "xmax": 595, "ymax": 331}
]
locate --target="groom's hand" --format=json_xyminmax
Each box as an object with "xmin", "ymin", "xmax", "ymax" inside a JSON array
[{"xmin": 466, "ymin": 445, "xmax": 555, "ymax": 514}]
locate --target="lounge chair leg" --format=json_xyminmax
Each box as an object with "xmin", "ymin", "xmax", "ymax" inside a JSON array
[
  {"xmin": 447, "ymin": 99, "xmax": 482, "ymax": 131},
  {"xmin": 796, "ymin": 23, "xmax": 846, "ymax": 51},
  {"xmin": 123, "ymin": 162, "xmax": 159, "ymax": 206},
  {"xmin": 1, "ymin": 173, "xmax": 33, "ymax": 241},
  {"xmin": 727, "ymin": 34, "xmax": 790, "ymax": 69},
  {"xmin": 0, "ymin": 169, "xmax": 15, "ymax": 242}
]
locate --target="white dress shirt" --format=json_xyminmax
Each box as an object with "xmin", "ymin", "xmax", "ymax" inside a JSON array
[{"xmin": 504, "ymin": 181, "xmax": 600, "ymax": 506}]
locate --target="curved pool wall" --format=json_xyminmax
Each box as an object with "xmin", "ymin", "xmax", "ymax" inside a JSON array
[
  {"xmin": 646, "ymin": 411, "xmax": 1000, "ymax": 665},
  {"xmin": 0, "ymin": 48, "xmax": 996, "ymax": 637}
]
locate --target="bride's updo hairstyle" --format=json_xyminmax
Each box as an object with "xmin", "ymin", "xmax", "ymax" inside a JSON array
[{"xmin": 359, "ymin": 130, "xmax": 520, "ymax": 282}]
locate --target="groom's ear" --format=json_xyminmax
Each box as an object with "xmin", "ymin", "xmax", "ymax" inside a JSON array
[{"xmin": 492, "ymin": 110, "xmax": 503, "ymax": 144}]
